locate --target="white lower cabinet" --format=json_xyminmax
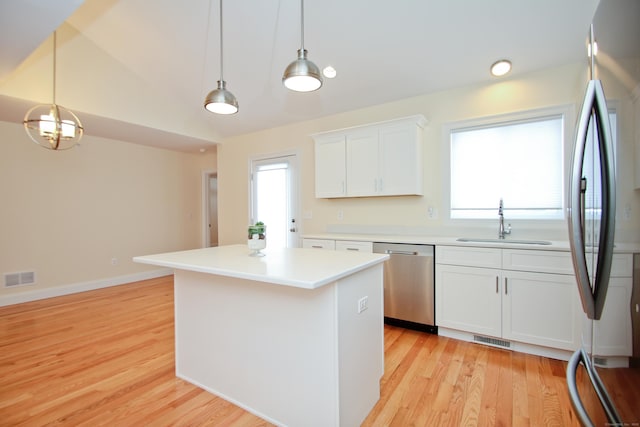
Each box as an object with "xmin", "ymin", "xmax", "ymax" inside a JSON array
[
  {"xmin": 302, "ymin": 239, "xmax": 373, "ymax": 253},
  {"xmin": 436, "ymin": 246, "xmax": 582, "ymax": 353},
  {"xmin": 593, "ymin": 277, "xmax": 633, "ymax": 357},
  {"xmin": 335, "ymin": 240, "xmax": 373, "ymax": 253},
  {"xmin": 302, "ymin": 238, "xmax": 336, "ymax": 250},
  {"xmin": 436, "ymin": 264, "xmax": 502, "ymax": 337},
  {"xmin": 501, "ymin": 270, "xmax": 581, "ymax": 350}
]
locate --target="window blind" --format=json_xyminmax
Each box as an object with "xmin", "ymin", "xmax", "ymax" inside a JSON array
[{"xmin": 450, "ymin": 116, "xmax": 564, "ymax": 219}]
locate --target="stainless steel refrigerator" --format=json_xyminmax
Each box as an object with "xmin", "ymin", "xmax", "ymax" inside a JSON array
[{"xmin": 566, "ymin": 0, "xmax": 640, "ymax": 425}]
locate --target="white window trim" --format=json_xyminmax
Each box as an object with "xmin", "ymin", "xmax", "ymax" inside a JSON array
[{"xmin": 441, "ymin": 104, "xmax": 576, "ymax": 227}]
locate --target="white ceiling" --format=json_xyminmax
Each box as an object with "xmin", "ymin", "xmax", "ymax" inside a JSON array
[{"xmin": 0, "ymin": 0, "xmax": 600, "ymax": 151}]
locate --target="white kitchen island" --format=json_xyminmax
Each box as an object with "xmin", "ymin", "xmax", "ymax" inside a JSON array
[{"xmin": 133, "ymin": 244, "xmax": 388, "ymax": 427}]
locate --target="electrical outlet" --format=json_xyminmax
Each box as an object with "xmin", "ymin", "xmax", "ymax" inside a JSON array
[
  {"xmin": 357, "ymin": 296, "xmax": 368, "ymax": 314},
  {"xmin": 111, "ymin": 258, "xmax": 118, "ymax": 266},
  {"xmin": 337, "ymin": 210, "xmax": 344, "ymax": 221}
]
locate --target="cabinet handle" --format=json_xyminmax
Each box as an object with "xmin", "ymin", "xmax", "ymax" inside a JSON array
[
  {"xmin": 504, "ymin": 277, "xmax": 508, "ymax": 295},
  {"xmin": 311, "ymin": 245, "xmax": 323, "ymax": 249},
  {"xmin": 346, "ymin": 248, "xmax": 359, "ymax": 251},
  {"xmin": 496, "ymin": 276, "xmax": 499, "ymax": 293}
]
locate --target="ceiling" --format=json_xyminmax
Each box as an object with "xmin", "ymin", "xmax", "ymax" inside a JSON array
[{"xmin": 0, "ymin": 0, "xmax": 601, "ymax": 152}]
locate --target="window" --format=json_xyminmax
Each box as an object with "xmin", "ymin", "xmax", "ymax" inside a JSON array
[{"xmin": 448, "ymin": 111, "xmax": 566, "ymax": 220}]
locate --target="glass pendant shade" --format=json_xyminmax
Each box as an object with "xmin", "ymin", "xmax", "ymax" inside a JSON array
[
  {"xmin": 283, "ymin": 48, "xmax": 323, "ymax": 92},
  {"xmin": 204, "ymin": 80, "xmax": 239, "ymax": 114}
]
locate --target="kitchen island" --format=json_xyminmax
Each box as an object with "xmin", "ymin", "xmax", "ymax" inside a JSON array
[{"xmin": 133, "ymin": 244, "xmax": 388, "ymax": 427}]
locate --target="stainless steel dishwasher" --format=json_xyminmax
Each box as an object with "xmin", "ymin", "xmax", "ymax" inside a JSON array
[{"xmin": 373, "ymin": 242, "xmax": 436, "ymax": 333}]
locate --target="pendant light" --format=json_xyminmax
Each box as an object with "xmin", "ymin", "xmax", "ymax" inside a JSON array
[
  {"xmin": 204, "ymin": 0, "xmax": 238, "ymax": 114},
  {"xmin": 282, "ymin": 0, "xmax": 323, "ymax": 92},
  {"xmin": 23, "ymin": 31, "xmax": 84, "ymax": 150}
]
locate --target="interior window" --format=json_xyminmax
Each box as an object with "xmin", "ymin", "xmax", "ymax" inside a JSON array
[{"xmin": 449, "ymin": 114, "xmax": 565, "ymax": 220}]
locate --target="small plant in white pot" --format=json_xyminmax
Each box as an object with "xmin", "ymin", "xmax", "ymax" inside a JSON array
[{"xmin": 247, "ymin": 221, "xmax": 266, "ymax": 256}]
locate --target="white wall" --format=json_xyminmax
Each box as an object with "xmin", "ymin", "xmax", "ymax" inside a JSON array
[
  {"xmin": 0, "ymin": 121, "xmax": 216, "ymax": 303},
  {"xmin": 218, "ymin": 62, "xmax": 640, "ymax": 245}
]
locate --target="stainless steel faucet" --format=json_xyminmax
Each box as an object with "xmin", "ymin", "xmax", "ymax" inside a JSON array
[{"xmin": 498, "ymin": 198, "xmax": 511, "ymax": 239}]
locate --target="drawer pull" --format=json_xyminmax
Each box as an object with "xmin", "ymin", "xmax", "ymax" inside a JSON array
[
  {"xmin": 496, "ymin": 276, "xmax": 499, "ymax": 293},
  {"xmin": 311, "ymin": 245, "xmax": 323, "ymax": 249},
  {"xmin": 505, "ymin": 277, "xmax": 508, "ymax": 295},
  {"xmin": 346, "ymin": 248, "xmax": 359, "ymax": 251}
]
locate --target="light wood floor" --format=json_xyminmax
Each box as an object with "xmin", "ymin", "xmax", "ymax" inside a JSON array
[{"xmin": 1, "ymin": 276, "xmax": 638, "ymax": 426}]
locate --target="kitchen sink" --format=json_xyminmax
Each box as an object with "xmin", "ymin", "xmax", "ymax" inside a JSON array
[{"xmin": 456, "ymin": 238, "xmax": 552, "ymax": 245}]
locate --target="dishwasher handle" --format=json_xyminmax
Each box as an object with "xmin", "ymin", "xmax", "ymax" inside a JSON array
[{"xmin": 385, "ymin": 249, "xmax": 419, "ymax": 256}]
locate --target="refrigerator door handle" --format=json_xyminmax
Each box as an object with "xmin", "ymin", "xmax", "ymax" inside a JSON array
[
  {"xmin": 567, "ymin": 348, "xmax": 622, "ymax": 427},
  {"xmin": 568, "ymin": 79, "xmax": 616, "ymax": 320}
]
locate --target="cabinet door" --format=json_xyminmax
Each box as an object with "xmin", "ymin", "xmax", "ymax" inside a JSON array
[
  {"xmin": 346, "ymin": 130, "xmax": 379, "ymax": 196},
  {"xmin": 315, "ymin": 136, "xmax": 346, "ymax": 198},
  {"xmin": 378, "ymin": 123, "xmax": 423, "ymax": 196},
  {"xmin": 436, "ymin": 264, "xmax": 502, "ymax": 337},
  {"xmin": 593, "ymin": 277, "xmax": 633, "ymax": 356},
  {"xmin": 502, "ymin": 271, "xmax": 581, "ymax": 351}
]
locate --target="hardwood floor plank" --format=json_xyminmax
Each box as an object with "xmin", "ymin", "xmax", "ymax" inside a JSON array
[
  {"xmin": 494, "ymin": 349, "xmax": 514, "ymax": 427},
  {"xmin": 511, "ymin": 351, "xmax": 531, "ymax": 426},
  {"xmin": 460, "ymin": 345, "xmax": 488, "ymax": 427},
  {"xmin": 1, "ymin": 276, "xmax": 638, "ymax": 426}
]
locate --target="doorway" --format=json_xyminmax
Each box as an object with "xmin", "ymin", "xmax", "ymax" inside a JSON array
[
  {"xmin": 202, "ymin": 171, "xmax": 218, "ymax": 247},
  {"xmin": 250, "ymin": 153, "xmax": 300, "ymax": 249}
]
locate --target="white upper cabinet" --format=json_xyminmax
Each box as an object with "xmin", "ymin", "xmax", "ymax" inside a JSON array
[
  {"xmin": 378, "ymin": 122, "xmax": 424, "ymax": 196},
  {"xmin": 314, "ymin": 135, "xmax": 347, "ymax": 198},
  {"xmin": 313, "ymin": 115, "xmax": 427, "ymax": 198},
  {"xmin": 346, "ymin": 129, "xmax": 379, "ymax": 196}
]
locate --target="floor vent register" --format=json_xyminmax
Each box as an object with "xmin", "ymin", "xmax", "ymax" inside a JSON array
[
  {"xmin": 4, "ymin": 271, "xmax": 36, "ymax": 288},
  {"xmin": 474, "ymin": 335, "xmax": 511, "ymax": 349}
]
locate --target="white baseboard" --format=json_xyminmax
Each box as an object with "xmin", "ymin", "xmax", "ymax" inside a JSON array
[{"xmin": 0, "ymin": 268, "xmax": 173, "ymax": 307}]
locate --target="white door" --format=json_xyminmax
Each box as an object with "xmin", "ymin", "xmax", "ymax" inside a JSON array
[{"xmin": 250, "ymin": 154, "xmax": 299, "ymax": 249}]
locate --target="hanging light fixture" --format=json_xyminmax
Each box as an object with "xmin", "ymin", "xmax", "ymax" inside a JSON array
[
  {"xmin": 23, "ymin": 31, "xmax": 84, "ymax": 150},
  {"xmin": 282, "ymin": 0, "xmax": 322, "ymax": 92},
  {"xmin": 204, "ymin": 0, "xmax": 238, "ymax": 115}
]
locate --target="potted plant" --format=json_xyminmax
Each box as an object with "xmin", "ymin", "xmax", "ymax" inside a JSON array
[{"xmin": 247, "ymin": 221, "xmax": 266, "ymax": 256}]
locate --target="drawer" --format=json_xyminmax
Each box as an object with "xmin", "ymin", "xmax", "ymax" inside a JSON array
[
  {"xmin": 436, "ymin": 246, "xmax": 501, "ymax": 268},
  {"xmin": 335, "ymin": 240, "xmax": 373, "ymax": 253},
  {"xmin": 502, "ymin": 249, "xmax": 574, "ymax": 275},
  {"xmin": 588, "ymin": 253, "xmax": 634, "ymax": 278},
  {"xmin": 502, "ymin": 250, "xmax": 633, "ymax": 277},
  {"xmin": 302, "ymin": 239, "xmax": 336, "ymax": 250}
]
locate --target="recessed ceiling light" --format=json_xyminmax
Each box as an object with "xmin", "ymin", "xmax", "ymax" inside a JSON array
[
  {"xmin": 490, "ymin": 59, "xmax": 512, "ymax": 77},
  {"xmin": 323, "ymin": 66, "xmax": 337, "ymax": 79}
]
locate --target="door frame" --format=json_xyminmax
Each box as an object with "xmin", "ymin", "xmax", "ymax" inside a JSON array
[
  {"xmin": 248, "ymin": 149, "xmax": 301, "ymax": 248},
  {"xmin": 201, "ymin": 169, "xmax": 217, "ymax": 248}
]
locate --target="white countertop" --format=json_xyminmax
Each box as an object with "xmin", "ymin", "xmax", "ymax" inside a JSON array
[
  {"xmin": 133, "ymin": 244, "xmax": 389, "ymax": 290},
  {"xmin": 302, "ymin": 233, "xmax": 640, "ymax": 253}
]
